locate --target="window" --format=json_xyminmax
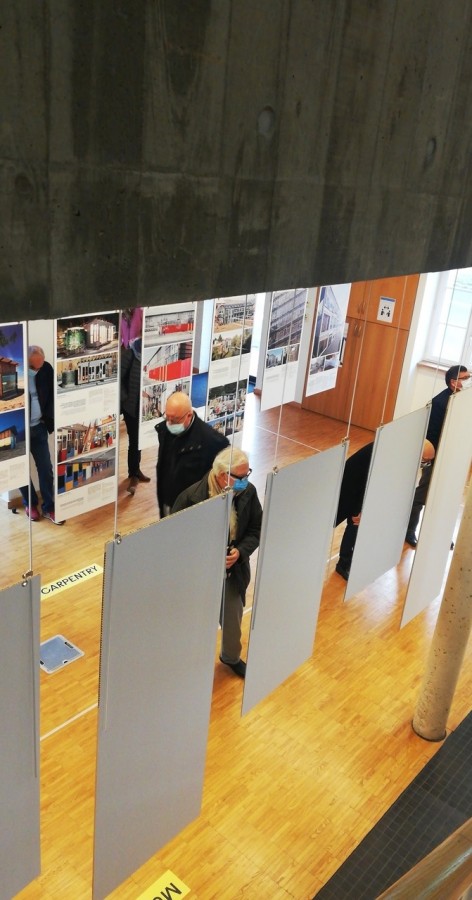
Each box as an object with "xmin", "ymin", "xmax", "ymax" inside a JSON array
[{"xmin": 425, "ymin": 268, "xmax": 472, "ymax": 367}]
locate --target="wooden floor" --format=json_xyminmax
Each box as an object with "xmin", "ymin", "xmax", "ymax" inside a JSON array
[{"xmin": 5, "ymin": 393, "xmax": 471, "ymax": 899}]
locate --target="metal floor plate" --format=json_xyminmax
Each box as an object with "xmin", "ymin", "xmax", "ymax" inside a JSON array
[{"xmin": 39, "ymin": 634, "xmax": 84, "ymax": 674}]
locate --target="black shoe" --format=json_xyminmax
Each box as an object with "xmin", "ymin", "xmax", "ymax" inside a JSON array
[
  {"xmin": 137, "ymin": 470, "xmax": 151, "ymax": 483},
  {"xmin": 335, "ymin": 561, "xmax": 350, "ymax": 581},
  {"xmin": 127, "ymin": 476, "xmax": 139, "ymax": 495},
  {"xmin": 405, "ymin": 531, "xmax": 417, "ymax": 548},
  {"xmin": 219, "ymin": 656, "xmax": 246, "ymax": 678}
]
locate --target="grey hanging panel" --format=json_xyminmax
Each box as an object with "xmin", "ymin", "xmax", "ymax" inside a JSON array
[
  {"xmin": 0, "ymin": 576, "xmax": 41, "ymax": 899},
  {"xmin": 242, "ymin": 444, "xmax": 346, "ymax": 715},
  {"xmin": 93, "ymin": 494, "xmax": 230, "ymax": 900}
]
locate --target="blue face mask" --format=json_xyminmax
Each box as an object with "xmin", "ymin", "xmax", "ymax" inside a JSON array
[
  {"xmin": 232, "ymin": 477, "xmax": 249, "ymax": 491},
  {"xmin": 166, "ymin": 422, "xmax": 185, "ymax": 435}
]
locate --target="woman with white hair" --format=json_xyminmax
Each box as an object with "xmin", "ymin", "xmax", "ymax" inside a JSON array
[{"xmin": 172, "ymin": 446, "xmax": 262, "ymax": 678}]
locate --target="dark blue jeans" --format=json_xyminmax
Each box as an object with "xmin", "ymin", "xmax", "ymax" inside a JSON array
[{"xmin": 20, "ymin": 422, "xmax": 54, "ymax": 512}]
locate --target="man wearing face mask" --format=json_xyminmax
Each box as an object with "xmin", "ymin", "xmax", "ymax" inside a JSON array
[
  {"xmin": 155, "ymin": 390, "xmax": 229, "ymax": 518},
  {"xmin": 405, "ymin": 363, "xmax": 470, "ymax": 547},
  {"xmin": 172, "ymin": 447, "xmax": 262, "ymax": 678}
]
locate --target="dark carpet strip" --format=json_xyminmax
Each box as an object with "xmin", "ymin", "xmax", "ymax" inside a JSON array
[{"xmin": 314, "ymin": 710, "xmax": 472, "ymax": 899}]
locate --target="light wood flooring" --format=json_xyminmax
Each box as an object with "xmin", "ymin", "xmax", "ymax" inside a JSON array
[{"xmin": 4, "ymin": 393, "xmax": 471, "ymax": 899}]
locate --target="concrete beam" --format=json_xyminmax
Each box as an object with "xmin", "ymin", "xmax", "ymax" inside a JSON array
[{"xmin": 1, "ymin": 0, "xmax": 472, "ymax": 319}]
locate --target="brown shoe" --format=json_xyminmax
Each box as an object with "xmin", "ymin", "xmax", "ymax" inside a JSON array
[
  {"xmin": 127, "ymin": 476, "xmax": 139, "ymax": 495},
  {"xmin": 137, "ymin": 470, "xmax": 151, "ymax": 483}
]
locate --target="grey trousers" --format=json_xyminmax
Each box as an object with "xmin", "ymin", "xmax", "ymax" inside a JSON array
[{"xmin": 220, "ymin": 574, "xmax": 243, "ymax": 664}]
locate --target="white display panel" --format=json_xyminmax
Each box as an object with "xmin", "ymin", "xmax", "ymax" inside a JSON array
[
  {"xmin": 55, "ymin": 312, "xmax": 120, "ymax": 520},
  {"xmin": 242, "ymin": 444, "xmax": 346, "ymax": 715},
  {"xmin": 0, "ymin": 576, "xmax": 40, "ymax": 899},
  {"xmin": 345, "ymin": 407, "xmax": 430, "ymax": 599},
  {"xmin": 93, "ymin": 494, "xmax": 230, "ymax": 900},
  {"xmin": 402, "ymin": 388, "xmax": 472, "ymax": 627}
]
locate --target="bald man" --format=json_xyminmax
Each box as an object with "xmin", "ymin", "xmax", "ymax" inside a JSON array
[
  {"xmin": 335, "ymin": 438, "xmax": 435, "ymax": 580},
  {"xmin": 155, "ymin": 391, "xmax": 229, "ymax": 517}
]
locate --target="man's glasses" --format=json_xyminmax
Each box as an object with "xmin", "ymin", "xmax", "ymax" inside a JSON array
[
  {"xmin": 165, "ymin": 411, "xmax": 189, "ymax": 425},
  {"xmin": 228, "ymin": 468, "xmax": 252, "ymax": 479}
]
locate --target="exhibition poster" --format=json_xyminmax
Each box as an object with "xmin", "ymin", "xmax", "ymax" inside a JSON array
[
  {"xmin": 54, "ymin": 312, "xmax": 120, "ymax": 520},
  {"xmin": 305, "ymin": 283, "xmax": 351, "ymax": 396},
  {"xmin": 205, "ymin": 295, "xmax": 254, "ymax": 445},
  {"xmin": 260, "ymin": 288, "xmax": 308, "ymax": 411},
  {"xmin": 140, "ymin": 303, "xmax": 196, "ymax": 449},
  {"xmin": 0, "ymin": 321, "xmax": 29, "ymax": 492}
]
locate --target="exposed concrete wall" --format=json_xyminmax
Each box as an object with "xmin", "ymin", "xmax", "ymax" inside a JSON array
[{"xmin": 2, "ymin": 1, "xmax": 472, "ymax": 321}]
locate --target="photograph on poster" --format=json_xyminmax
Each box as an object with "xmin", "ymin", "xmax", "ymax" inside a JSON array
[
  {"xmin": 207, "ymin": 379, "xmax": 247, "ymax": 428},
  {"xmin": 0, "ymin": 323, "xmax": 25, "ymax": 411},
  {"xmin": 57, "ymin": 449, "xmax": 116, "ymax": 494},
  {"xmin": 267, "ymin": 288, "xmax": 307, "ymax": 350},
  {"xmin": 56, "ymin": 353, "xmax": 118, "ymax": 392},
  {"xmin": 0, "ymin": 408, "xmax": 26, "ymax": 460},
  {"xmin": 142, "ymin": 341, "xmax": 192, "ymax": 383},
  {"xmin": 311, "ymin": 285, "xmax": 346, "ymax": 362},
  {"xmin": 56, "ymin": 415, "xmax": 117, "ymax": 464},
  {"xmin": 309, "ymin": 355, "xmax": 325, "ymax": 375},
  {"xmin": 211, "ymin": 330, "xmax": 242, "ymax": 361},
  {"xmin": 141, "ymin": 382, "xmax": 166, "ymax": 420},
  {"xmin": 214, "ymin": 297, "xmax": 247, "ymax": 332},
  {"xmin": 144, "ymin": 306, "xmax": 195, "ymax": 347},
  {"xmin": 287, "ymin": 344, "xmax": 300, "ymax": 363},
  {"xmin": 56, "ymin": 313, "xmax": 119, "ymax": 359},
  {"xmin": 141, "ymin": 377, "xmax": 191, "ymax": 422},
  {"xmin": 266, "ymin": 347, "xmax": 287, "ymax": 368}
]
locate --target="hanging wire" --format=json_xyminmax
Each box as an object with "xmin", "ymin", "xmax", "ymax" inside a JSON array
[{"xmin": 345, "ymin": 281, "xmax": 369, "ymax": 441}]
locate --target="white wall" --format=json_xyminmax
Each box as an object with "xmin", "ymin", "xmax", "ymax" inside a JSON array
[{"xmin": 395, "ymin": 273, "xmax": 449, "ymax": 417}]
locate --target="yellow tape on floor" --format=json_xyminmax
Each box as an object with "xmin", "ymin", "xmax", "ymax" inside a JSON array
[
  {"xmin": 136, "ymin": 870, "xmax": 190, "ymax": 899},
  {"xmin": 41, "ymin": 564, "xmax": 103, "ymax": 597}
]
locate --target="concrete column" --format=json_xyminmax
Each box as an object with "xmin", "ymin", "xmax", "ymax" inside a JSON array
[{"xmin": 412, "ymin": 477, "xmax": 472, "ymax": 741}]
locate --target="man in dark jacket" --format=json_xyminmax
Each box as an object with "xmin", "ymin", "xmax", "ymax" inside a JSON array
[
  {"xmin": 335, "ymin": 438, "xmax": 435, "ymax": 579},
  {"xmin": 334, "ymin": 442, "xmax": 374, "ymax": 580},
  {"xmin": 20, "ymin": 345, "xmax": 64, "ymax": 525},
  {"xmin": 172, "ymin": 447, "xmax": 262, "ymax": 678},
  {"xmin": 120, "ymin": 337, "xmax": 151, "ymax": 495},
  {"xmin": 405, "ymin": 363, "xmax": 470, "ymax": 546},
  {"xmin": 155, "ymin": 390, "xmax": 229, "ymax": 517}
]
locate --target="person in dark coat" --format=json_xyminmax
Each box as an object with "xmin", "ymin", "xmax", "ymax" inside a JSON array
[
  {"xmin": 172, "ymin": 447, "xmax": 262, "ymax": 678},
  {"xmin": 20, "ymin": 345, "xmax": 64, "ymax": 525},
  {"xmin": 405, "ymin": 364, "xmax": 470, "ymax": 546},
  {"xmin": 155, "ymin": 390, "xmax": 229, "ymax": 517},
  {"xmin": 120, "ymin": 337, "xmax": 150, "ymax": 495},
  {"xmin": 334, "ymin": 443, "xmax": 374, "ymax": 580},
  {"xmin": 335, "ymin": 438, "xmax": 435, "ymax": 580}
]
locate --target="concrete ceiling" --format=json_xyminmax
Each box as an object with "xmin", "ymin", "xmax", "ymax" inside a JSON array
[{"xmin": 2, "ymin": 0, "xmax": 472, "ymax": 320}]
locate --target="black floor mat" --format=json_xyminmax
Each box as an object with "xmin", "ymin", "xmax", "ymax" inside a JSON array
[{"xmin": 314, "ymin": 710, "xmax": 472, "ymax": 899}]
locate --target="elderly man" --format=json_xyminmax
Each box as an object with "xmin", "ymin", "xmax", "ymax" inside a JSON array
[
  {"xmin": 20, "ymin": 345, "xmax": 64, "ymax": 525},
  {"xmin": 405, "ymin": 363, "xmax": 470, "ymax": 547},
  {"xmin": 155, "ymin": 390, "xmax": 229, "ymax": 517},
  {"xmin": 335, "ymin": 439, "xmax": 435, "ymax": 580},
  {"xmin": 172, "ymin": 447, "xmax": 262, "ymax": 678}
]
